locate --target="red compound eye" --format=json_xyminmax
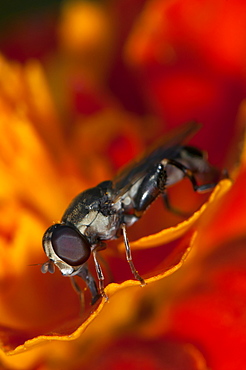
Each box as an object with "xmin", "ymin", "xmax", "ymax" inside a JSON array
[{"xmin": 51, "ymin": 225, "xmax": 91, "ymax": 266}]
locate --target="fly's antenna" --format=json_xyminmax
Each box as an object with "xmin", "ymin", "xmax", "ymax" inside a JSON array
[
  {"xmin": 28, "ymin": 261, "xmax": 55, "ymax": 274},
  {"xmin": 41, "ymin": 260, "xmax": 55, "ymax": 274}
]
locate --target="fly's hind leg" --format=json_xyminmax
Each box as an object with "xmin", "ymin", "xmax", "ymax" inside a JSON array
[
  {"xmin": 121, "ymin": 223, "xmax": 146, "ymax": 286},
  {"xmin": 121, "ymin": 163, "xmax": 166, "ymax": 283},
  {"xmin": 161, "ymin": 158, "xmax": 217, "ymax": 216},
  {"xmin": 162, "ymin": 158, "xmax": 217, "ymax": 193},
  {"xmin": 162, "ymin": 191, "xmax": 191, "ymax": 218}
]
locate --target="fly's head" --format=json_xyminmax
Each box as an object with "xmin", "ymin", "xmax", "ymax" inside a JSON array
[{"xmin": 41, "ymin": 223, "xmax": 92, "ymax": 276}]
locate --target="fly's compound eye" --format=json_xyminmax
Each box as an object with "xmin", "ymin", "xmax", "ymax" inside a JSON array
[{"xmin": 51, "ymin": 225, "xmax": 91, "ymax": 266}]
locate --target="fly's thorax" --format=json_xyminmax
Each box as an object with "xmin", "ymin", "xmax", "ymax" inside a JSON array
[
  {"xmin": 85, "ymin": 210, "xmax": 122, "ymax": 242},
  {"xmin": 73, "ymin": 210, "xmax": 98, "ymax": 233}
]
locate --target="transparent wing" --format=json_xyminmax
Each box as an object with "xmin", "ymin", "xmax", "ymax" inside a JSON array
[{"xmin": 112, "ymin": 121, "xmax": 201, "ymax": 200}]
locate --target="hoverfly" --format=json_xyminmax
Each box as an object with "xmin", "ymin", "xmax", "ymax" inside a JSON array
[{"xmin": 42, "ymin": 122, "xmax": 218, "ymax": 305}]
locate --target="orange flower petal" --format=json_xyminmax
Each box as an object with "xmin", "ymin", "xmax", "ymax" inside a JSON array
[
  {"xmin": 193, "ymin": 144, "xmax": 246, "ymax": 257},
  {"xmin": 87, "ymin": 337, "xmax": 209, "ymax": 370}
]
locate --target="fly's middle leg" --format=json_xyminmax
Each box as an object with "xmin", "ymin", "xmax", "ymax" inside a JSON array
[
  {"xmin": 120, "ymin": 164, "xmax": 166, "ymax": 285},
  {"xmin": 122, "ymin": 223, "xmax": 146, "ymax": 286}
]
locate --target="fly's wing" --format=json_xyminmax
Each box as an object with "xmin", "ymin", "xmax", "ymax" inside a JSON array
[{"xmin": 112, "ymin": 121, "xmax": 201, "ymax": 200}]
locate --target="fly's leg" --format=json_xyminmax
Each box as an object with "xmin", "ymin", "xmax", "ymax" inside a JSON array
[
  {"xmin": 70, "ymin": 276, "xmax": 85, "ymax": 314},
  {"xmin": 121, "ymin": 159, "xmax": 215, "ymax": 282},
  {"xmin": 162, "ymin": 158, "xmax": 217, "ymax": 193},
  {"xmin": 160, "ymin": 158, "xmax": 217, "ymax": 216},
  {"xmin": 162, "ymin": 191, "xmax": 191, "ymax": 218},
  {"xmin": 133, "ymin": 163, "xmax": 167, "ymax": 215},
  {"xmin": 76, "ymin": 264, "xmax": 101, "ymax": 305},
  {"xmin": 132, "ymin": 160, "xmax": 215, "ymax": 217},
  {"xmin": 122, "ymin": 223, "xmax": 146, "ymax": 286},
  {"xmin": 93, "ymin": 251, "xmax": 109, "ymax": 301},
  {"xmin": 129, "ymin": 157, "xmax": 216, "ymax": 218}
]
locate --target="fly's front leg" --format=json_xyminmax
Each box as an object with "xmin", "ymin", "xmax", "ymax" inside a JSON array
[
  {"xmin": 70, "ymin": 276, "xmax": 85, "ymax": 313},
  {"xmin": 76, "ymin": 264, "xmax": 101, "ymax": 305},
  {"xmin": 93, "ymin": 251, "xmax": 109, "ymax": 301},
  {"xmin": 122, "ymin": 224, "xmax": 146, "ymax": 286}
]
